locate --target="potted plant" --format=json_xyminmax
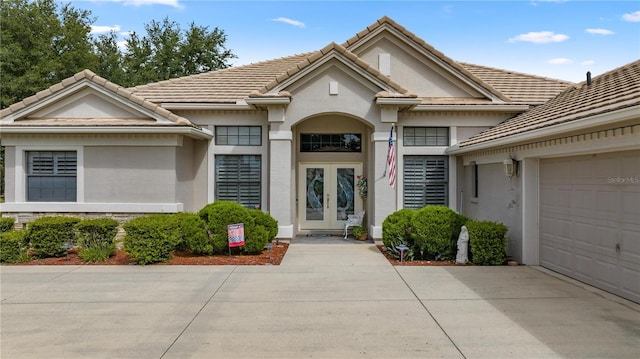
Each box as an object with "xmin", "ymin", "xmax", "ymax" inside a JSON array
[{"xmin": 351, "ymin": 225, "xmax": 368, "ymax": 241}]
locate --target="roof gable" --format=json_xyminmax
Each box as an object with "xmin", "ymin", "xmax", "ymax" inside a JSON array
[
  {"xmin": 343, "ymin": 16, "xmax": 510, "ymax": 103},
  {"xmin": 252, "ymin": 42, "xmax": 414, "ymax": 99},
  {"xmin": 0, "ymin": 70, "xmax": 194, "ymax": 127}
]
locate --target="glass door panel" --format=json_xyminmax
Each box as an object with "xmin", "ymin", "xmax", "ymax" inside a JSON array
[
  {"xmin": 336, "ymin": 168, "xmax": 355, "ymax": 221},
  {"xmin": 299, "ymin": 163, "xmax": 362, "ymax": 230},
  {"xmin": 305, "ymin": 167, "xmax": 324, "ymax": 221}
]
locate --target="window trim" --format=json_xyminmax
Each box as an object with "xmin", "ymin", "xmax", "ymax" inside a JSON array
[
  {"xmin": 15, "ymin": 146, "xmax": 84, "ymax": 203},
  {"xmin": 215, "ymin": 126, "xmax": 262, "ymax": 146},
  {"xmin": 403, "ymin": 127, "xmax": 449, "ymax": 147},
  {"xmin": 402, "ymin": 155, "xmax": 449, "ymax": 208},
  {"xmin": 26, "ymin": 151, "xmax": 78, "ymax": 202},
  {"xmin": 299, "ymin": 133, "xmax": 362, "ymax": 152},
  {"xmin": 214, "ymin": 154, "xmax": 262, "ymax": 209}
]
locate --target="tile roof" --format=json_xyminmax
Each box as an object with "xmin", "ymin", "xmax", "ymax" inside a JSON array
[
  {"xmin": 460, "ymin": 63, "xmax": 573, "ymax": 105},
  {"xmin": 459, "ymin": 59, "xmax": 640, "ymax": 147},
  {"xmin": 0, "ymin": 70, "xmax": 196, "ymax": 127},
  {"xmin": 129, "ymin": 53, "xmax": 314, "ymax": 103},
  {"xmin": 129, "ymin": 16, "xmax": 570, "ymax": 106}
]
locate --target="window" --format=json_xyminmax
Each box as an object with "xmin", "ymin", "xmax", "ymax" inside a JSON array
[
  {"xmin": 300, "ymin": 133, "xmax": 361, "ymax": 152},
  {"xmin": 27, "ymin": 151, "xmax": 77, "ymax": 202},
  {"xmin": 404, "ymin": 127, "xmax": 449, "ymax": 146},
  {"xmin": 215, "ymin": 126, "xmax": 261, "ymax": 146},
  {"xmin": 403, "ymin": 155, "xmax": 448, "ymax": 208},
  {"xmin": 215, "ymin": 155, "xmax": 261, "ymax": 208}
]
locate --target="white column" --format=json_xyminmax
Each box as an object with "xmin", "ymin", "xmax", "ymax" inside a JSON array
[
  {"xmin": 206, "ymin": 125, "xmax": 215, "ymax": 204},
  {"xmin": 269, "ymin": 128, "xmax": 294, "ymax": 238},
  {"xmin": 521, "ymin": 157, "xmax": 540, "ymax": 265},
  {"xmin": 370, "ymin": 130, "xmax": 396, "ymax": 239}
]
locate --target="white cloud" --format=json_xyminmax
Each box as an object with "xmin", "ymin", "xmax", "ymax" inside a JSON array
[
  {"xmin": 272, "ymin": 17, "xmax": 306, "ymax": 28},
  {"xmin": 508, "ymin": 31, "xmax": 569, "ymax": 44},
  {"xmin": 586, "ymin": 28, "xmax": 614, "ymax": 35},
  {"xmin": 622, "ymin": 10, "xmax": 640, "ymax": 22},
  {"xmin": 581, "ymin": 60, "xmax": 595, "ymax": 66},
  {"xmin": 90, "ymin": 25, "xmax": 121, "ymax": 34},
  {"xmin": 116, "ymin": 41, "xmax": 128, "ymax": 51},
  {"xmin": 547, "ymin": 58, "xmax": 573, "ymax": 65},
  {"xmin": 92, "ymin": 0, "xmax": 183, "ymax": 8}
]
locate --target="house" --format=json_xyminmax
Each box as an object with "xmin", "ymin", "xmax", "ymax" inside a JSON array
[
  {"xmin": 448, "ymin": 60, "xmax": 640, "ymax": 303},
  {"xmin": 2, "ymin": 16, "xmax": 636, "ymax": 300}
]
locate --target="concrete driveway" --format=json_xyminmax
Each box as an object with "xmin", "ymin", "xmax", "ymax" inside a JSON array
[{"xmin": 1, "ymin": 239, "xmax": 639, "ymax": 358}]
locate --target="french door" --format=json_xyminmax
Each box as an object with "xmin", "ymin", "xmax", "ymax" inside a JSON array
[{"xmin": 298, "ymin": 163, "xmax": 363, "ymax": 230}]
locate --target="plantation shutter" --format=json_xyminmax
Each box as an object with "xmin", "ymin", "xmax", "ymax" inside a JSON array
[
  {"xmin": 215, "ymin": 155, "xmax": 261, "ymax": 208},
  {"xmin": 403, "ymin": 155, "xmax": 448, "ymax": 208},
  {"xmin": 27, "ymin": 151, "xmax": 77, "ymax": 202}
]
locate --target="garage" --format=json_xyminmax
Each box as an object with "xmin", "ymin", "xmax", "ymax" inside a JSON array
[{"xmin": 540, "ymin": 150, "xmax": 640, "ymax": 303}]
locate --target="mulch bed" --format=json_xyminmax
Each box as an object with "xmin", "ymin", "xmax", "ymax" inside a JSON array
[
  {"xmin": 12, "ymin": 243, "xmax": 289, "ymax": 266},
  {"xmin": 8, "ymin": 243, "xmax": 468, "ymax": 267},
  {"xmin": 376, "ymin": 245, "xmax": 469, "ymax": 266}
]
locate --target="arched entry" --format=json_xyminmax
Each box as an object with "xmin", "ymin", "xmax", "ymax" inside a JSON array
[{"xmin": 293, "ymin": 114, "xmax": 371, "ymax": 232}]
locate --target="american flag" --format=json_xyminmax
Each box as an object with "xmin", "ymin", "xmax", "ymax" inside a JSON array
[{"xmin": 386, "ymin": 127, "xmax": 396, "ymax": 188}]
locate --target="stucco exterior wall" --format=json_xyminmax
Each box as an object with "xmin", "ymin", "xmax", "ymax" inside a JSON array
[
  {"xmin": 463, "ymin": 162, "xmax": 523, "ymax": 262},
  {"xmin": 284, "ymin": 65, "xmax": 382, "ymax": 129},
  {"xmin": 355, "ymin": 37, "xmax": 482, "ymax": 98},
  {"xmin": 84, "ymin": 146, "xmax": 177, "ymax": 203}
]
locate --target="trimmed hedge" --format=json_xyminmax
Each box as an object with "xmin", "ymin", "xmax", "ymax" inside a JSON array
[
  {"xmin": 199, "ymin": 201, "xmax": 256, "ymax": 254},
  {"xmin": 76, "ymin": 218, "xmax": 119, "ymax": 262},
  {"xmin": 248, "ymin": 209, "xmax": 278, "ymax": 242},
  {"xmin": 123, "ymin": 215, "xmax": 180, "ymax": 265},
  {"xmin": 411, "ymin": 206, "xmax": 467, "ymax": 260},
  {"xmin": 171, "ymin": 212, "xmax": 211, "ymax": 255},
  {"xmin": 382, "ymin": 208, "xmax": 415, "ymax": 260},
  {"xmin": 467, "ymin": 220, "xmax": 508, "ymax": 265},
  {"xmin": 27, "ymin": 216, "xmax": 80, "ymax": 258},
  {"xmin": 0, "ymin": 217, "xmax": 15, "ymax": 233},
  {"xmin": 0, "ymin": 231, "xmax": 30, "ymax": 263}
]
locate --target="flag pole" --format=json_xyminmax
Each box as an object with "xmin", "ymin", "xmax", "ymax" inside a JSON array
[{"xmin": 382, "ymin": 125, "xmax": 394, "ymax": 178}]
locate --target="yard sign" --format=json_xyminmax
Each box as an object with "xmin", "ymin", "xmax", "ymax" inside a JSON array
[{"xmin": 227, "ymin": 223, "xmax": 245, "ymax": 248}]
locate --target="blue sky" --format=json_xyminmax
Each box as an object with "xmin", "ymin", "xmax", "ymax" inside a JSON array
[{"xmin": 74, "ymin": 0, "xmax": 640, "ymax": 83}]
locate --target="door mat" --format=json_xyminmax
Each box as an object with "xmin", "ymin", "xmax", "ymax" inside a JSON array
[{"xmin": 305, "ymin": 234, "xmax": 332, "ymax": 237}]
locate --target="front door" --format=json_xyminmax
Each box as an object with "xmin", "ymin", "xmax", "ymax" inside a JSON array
[{"xmin": 299, "ymin": 163, "xmax": 363, "ymax": 230}]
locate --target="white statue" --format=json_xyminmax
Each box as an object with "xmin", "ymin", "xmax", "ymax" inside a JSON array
[{"xmin": 456, "ymin": 225, "xmax": 469, "ymax": 264}]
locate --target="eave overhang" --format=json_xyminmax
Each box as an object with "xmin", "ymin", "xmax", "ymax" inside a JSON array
[
  {"xmin": 446, "ymin": 106, "xmax": 639, "ymax": 155},
  {"xmin": 0, "ymin": 125, "xmax": 214, "ymax": 140},
  {"xmin": 413, "ymin": 104, "xmax": 530, "ymax": 112}
]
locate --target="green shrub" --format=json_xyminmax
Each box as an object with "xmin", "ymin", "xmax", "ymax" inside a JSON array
[
  {"xmin": 411, "ymin": 206, "xmax": 466, "ymax": 260},
  {"xmin": 382, "ymin": 208, "xmax": 415, "ymax": 248},
  {"xmin": 76, "ymin": 218, "xmax": 119, "ymax": 262},
  {"xmin": 0, "ymin": 217, "xmax": 16, "ymax": 233},
  {"xmin": 467, "ymin": 220, "xmax": 508, "ymax": 265},
  {"xmin": 0, "ymin": 231, "xmax": 30, "ymax": 263},
  {"xmin": 243, "ymin": 224, "xmax": 269, "ymax": 254},
  {"xmin": 171, "ymin": 212, "xmax": 211, "ymax": 255},
  {"xmin": 248, "ymin": 209, "xmax": 278, "ymax": 242},
  {"xmin": 27, "ymin": 216, "xmax": 80, "ymax": 258},
  {"xmin": 198, "ymin": 201, "xmax": 258, "ymax": 254},
  {"xmin": 123, "ymin": 215, "xmax": 180, "ymax": 265}
]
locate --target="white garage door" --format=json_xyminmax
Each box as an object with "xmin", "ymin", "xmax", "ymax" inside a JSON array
[{"xmin": 540, "ymin": 150, "xmax": 640, "ymax": 303}]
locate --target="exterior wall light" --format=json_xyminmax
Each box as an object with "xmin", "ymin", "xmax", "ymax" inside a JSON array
[{"xmin": 503, "ymin": 158, "xmax": 516, "ymax": 178}]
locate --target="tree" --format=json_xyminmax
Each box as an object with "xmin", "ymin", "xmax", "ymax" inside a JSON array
[
  {"xmin": 0, "ymin": 2, "xmax": 237, "ymax": 107},
  {"xmin": 0, "ymin": 0, "xmax": 97, "ymax": 108},
  {"xmin": 117, "ymin": 17, "xmax": 235, "ymax": 87},
  {"xmin": 93, "ymin": 31, "xmax": 127, "ymax": 85}
]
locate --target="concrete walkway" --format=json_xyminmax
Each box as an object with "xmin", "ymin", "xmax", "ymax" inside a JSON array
[{"xmin": 1, "ymin": 239, "xmax": 639, "ymax": 358}]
